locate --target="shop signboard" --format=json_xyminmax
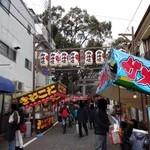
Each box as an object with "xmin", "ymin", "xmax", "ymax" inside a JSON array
[
  {"xmin": 35, "ymin": 115, "xmax": 54, "ymax": 133},
  {"xmin": 17, "ymin": 82, "xmax": 66, "ymax": 108}
]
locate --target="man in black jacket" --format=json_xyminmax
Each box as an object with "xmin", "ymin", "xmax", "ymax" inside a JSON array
[
  {"xmin": 94, "ymin": 98, "xmax": 111, "ymax": 150},
  {"xmin": 77, "ymin": 101, "xmax": 88, "ymax": 138}
]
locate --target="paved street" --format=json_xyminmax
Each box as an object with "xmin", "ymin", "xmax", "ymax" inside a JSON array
[{"xmin": 0, "ymin": 121, "xmax": 121, "ymax": 150}]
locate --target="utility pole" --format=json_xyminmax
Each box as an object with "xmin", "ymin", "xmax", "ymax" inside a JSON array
[
  {"xmin": 118, "ymin": 26, "xmax": 134, "ymax": 53},
  {"xmin": 47, "ymin": 0, "xmax": 52, "ymax": 84},
  {"xmin": 48, "ymin": 0, "xmax": 51, "ymax": 46}
]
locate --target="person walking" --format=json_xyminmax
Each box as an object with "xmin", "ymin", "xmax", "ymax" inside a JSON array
[
  {"xmin": 6, "ymin": 104, "xmax": 20, "ymax": 150},
  {"xmin": 88, "ymin": 103, "xmax": 95, "ymax": 130},
  {"xmin": 60, "ymin": 104, "xmax": 69, "ymax": 134},
  {"xmin": 93, "ymin": 98, "xmax": 111, "ymax": 150},
  {"xmin": 73, "ymin": 106, "xmax": 78, "ymax": 124},
  {"xmin": 68, "ymin": 112, "xmax": 74, "ymax": 128},
  {"xmin": 15, "ymin": 103, "xmax": 26, "ymax": 150},
  {"xmin": 77, "ymin": 101, "xmax": 88, "ymax": 138}
]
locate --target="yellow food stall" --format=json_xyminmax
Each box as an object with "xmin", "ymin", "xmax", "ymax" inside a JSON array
[{"xmin": 16, "ymin": 82, "xmax": 66, "ymax": 134}]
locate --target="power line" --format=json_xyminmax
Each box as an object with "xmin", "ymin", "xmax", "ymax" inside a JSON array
[
  {"xmin": 10, "ymin": 2, "xmax": 47, "ymax": 42},
  {"xmin": 95, "ymin": 15, "xmax": 138, "ymax": 22},
  {"xmin": 125, "ymin": 0, "xmax": 143, "ymax": 32},
  {"xmin": 25, "ymin": 2, "xmax": 139, "ymax": 22}
]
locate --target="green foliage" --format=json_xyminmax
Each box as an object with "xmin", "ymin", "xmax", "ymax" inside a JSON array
[
  {"xmin": 112, "ymin": 37, "xmax": 130, "ymax": 49},
  {"xmin": 39, "ymin": 6, "xmax": 113, "ymax": 95},
  {"xmin": 40, "ymin": 6, "xmax": 112, "ymax": 48},
  {"xmin": 86, "ymin": 39, "xmax": 103, "ymax": 47}
]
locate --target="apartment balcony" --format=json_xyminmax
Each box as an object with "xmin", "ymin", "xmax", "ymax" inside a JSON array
[{"xmin": 35, "ymin": 23, "xmax": 48, "ymax": 42}]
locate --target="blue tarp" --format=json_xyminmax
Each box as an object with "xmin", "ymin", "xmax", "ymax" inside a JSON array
[{"xmin": 0, "ymin": 76, "xmax": 15, "ymax": 93}]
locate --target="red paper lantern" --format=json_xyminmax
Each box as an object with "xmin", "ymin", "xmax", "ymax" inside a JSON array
[
  {"xmin": 84, "ymin": 50, "xmax": 93, "ymax": 65},
  {"xmin": 39, "ymin": 52, "xmax": 49, "ymax": 67}
]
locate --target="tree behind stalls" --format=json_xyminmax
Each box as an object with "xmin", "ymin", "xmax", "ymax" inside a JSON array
[
  {"xmin": 40, "ymin": 6, "xmax": 69, "ymax": 48},
  {"xmin": 40, "ymin": 6, "xmax": 112, "ymax": 48},
  {"xmin": 112, "ymin": 37, "xmax": 130, "ymax": 49}
]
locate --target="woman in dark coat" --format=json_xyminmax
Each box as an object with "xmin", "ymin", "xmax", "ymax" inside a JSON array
[
  {"xmin": 88, "ymin": 104, "xmax": 95, "ymax": 130},
  {"xmin": 6, "ymin": 104, "xmax": 18, "ymax": 150},
  {"xmin": 77, "ymin": 101, "xmax": 88, "ymax": 138},
  {"xmin": 15, "ymin": 104, "xmax": 25, "ymax": 150}
]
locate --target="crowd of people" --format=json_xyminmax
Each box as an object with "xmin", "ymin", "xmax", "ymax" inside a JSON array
[
  {"xmin": 58, "ymin": 98, "xmax": 149, "ymax": 150},
  {"xmin": 58, "ymin": 98, "xmax": 113, "ymax": 149},
  {"xmin": 6, "ymin": 97, "xmax": 150, "ymax": 150}
]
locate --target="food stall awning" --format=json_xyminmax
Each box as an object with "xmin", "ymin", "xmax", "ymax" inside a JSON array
[
  {"xmin": 100, "ymin": 85, "xmax": 145, "ymax": 110},
  {"xmin": 96, "ymin": 49, "xmax": 150, "ymax": 109},
  {"xmin": 0, "ymin": 76, "xmax": 15, "ymax": 93},
  {"xmin": 16, "ymin": 82, "xmax": 67, "ymax": 108}
]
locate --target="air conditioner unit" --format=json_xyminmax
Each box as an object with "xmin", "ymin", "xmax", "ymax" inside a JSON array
[{"xmin": 14, "ymin": 81, "xmax": 23, "ymax": 91}]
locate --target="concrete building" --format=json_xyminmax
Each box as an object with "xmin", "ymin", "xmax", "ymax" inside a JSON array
[
  {"xmin": 133, "ymin": 5, "xmax": 150, "ymax": 58},
  {"xmin": 29, "ymin": 8, "xmax": 56, "ymax": 88},
  {"xmin": 0, "ymin": 0, "xmax": 34, "ymax": 135},
  {"xmin": 0, "ymin": 0, "xmax": 35, "ymax": 92}
]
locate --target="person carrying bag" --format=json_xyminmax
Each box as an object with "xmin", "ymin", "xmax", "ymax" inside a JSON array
[
  {"xmin": 6, "ymin": 104, "xmax": 20, "ymax": 150},
  {"xmin": 15, "ymin": 104, "xmax": 26, "ymax": 150}
]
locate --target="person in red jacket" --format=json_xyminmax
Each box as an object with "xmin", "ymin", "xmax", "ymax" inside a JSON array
[{"xmin": 59, "ymin": 104, "xmax": 69, "ymax": 134}]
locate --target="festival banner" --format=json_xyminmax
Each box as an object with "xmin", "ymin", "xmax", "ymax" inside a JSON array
[
  {"xmin": 96, "ymin": 62, "xmax": 114, "ymax": 94},
  {"xmin": 112, "ymin": 50, "xmax": 150, "ymax": 94},
  {"xmin": 17, "ymin": 82, "xmax": 66, "ymax": 108}
]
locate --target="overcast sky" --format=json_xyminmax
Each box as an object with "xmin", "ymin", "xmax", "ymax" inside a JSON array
[{"xmin": 23, "ymin": 0, "xmax": 149, "ymax": 39}]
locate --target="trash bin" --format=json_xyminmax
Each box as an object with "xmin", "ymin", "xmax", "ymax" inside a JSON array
[{"xmin": 25, "ymin": 121, "xmax": 31, "ymax": 137}]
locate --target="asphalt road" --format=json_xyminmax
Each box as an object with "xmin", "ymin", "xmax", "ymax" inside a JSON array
[{"xmin": 0, "ymin": 122, "xmax": 121, "ymax": 150}]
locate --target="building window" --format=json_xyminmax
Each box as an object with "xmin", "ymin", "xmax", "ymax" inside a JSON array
[
  {"xmin": 0, "ymin": 41, "xmax": 9, "ymax": 56},
  {"xmin": 8, "ymin": 48, "xmax": 16, "ymax": 62},
  {"xmin": 25, "ymin": 58, "xmax": 32, "ymax": 70},
  {"xmin": 0, "ymin": 0, "xmax": 10, "ymax": 11},
  {"xmin": 0, "ymin": 41, "xmax": 17, "ymax": 62},
  {"xmin": 27, "ymin": 24, "xmax": 31, "ymax": 35}
]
